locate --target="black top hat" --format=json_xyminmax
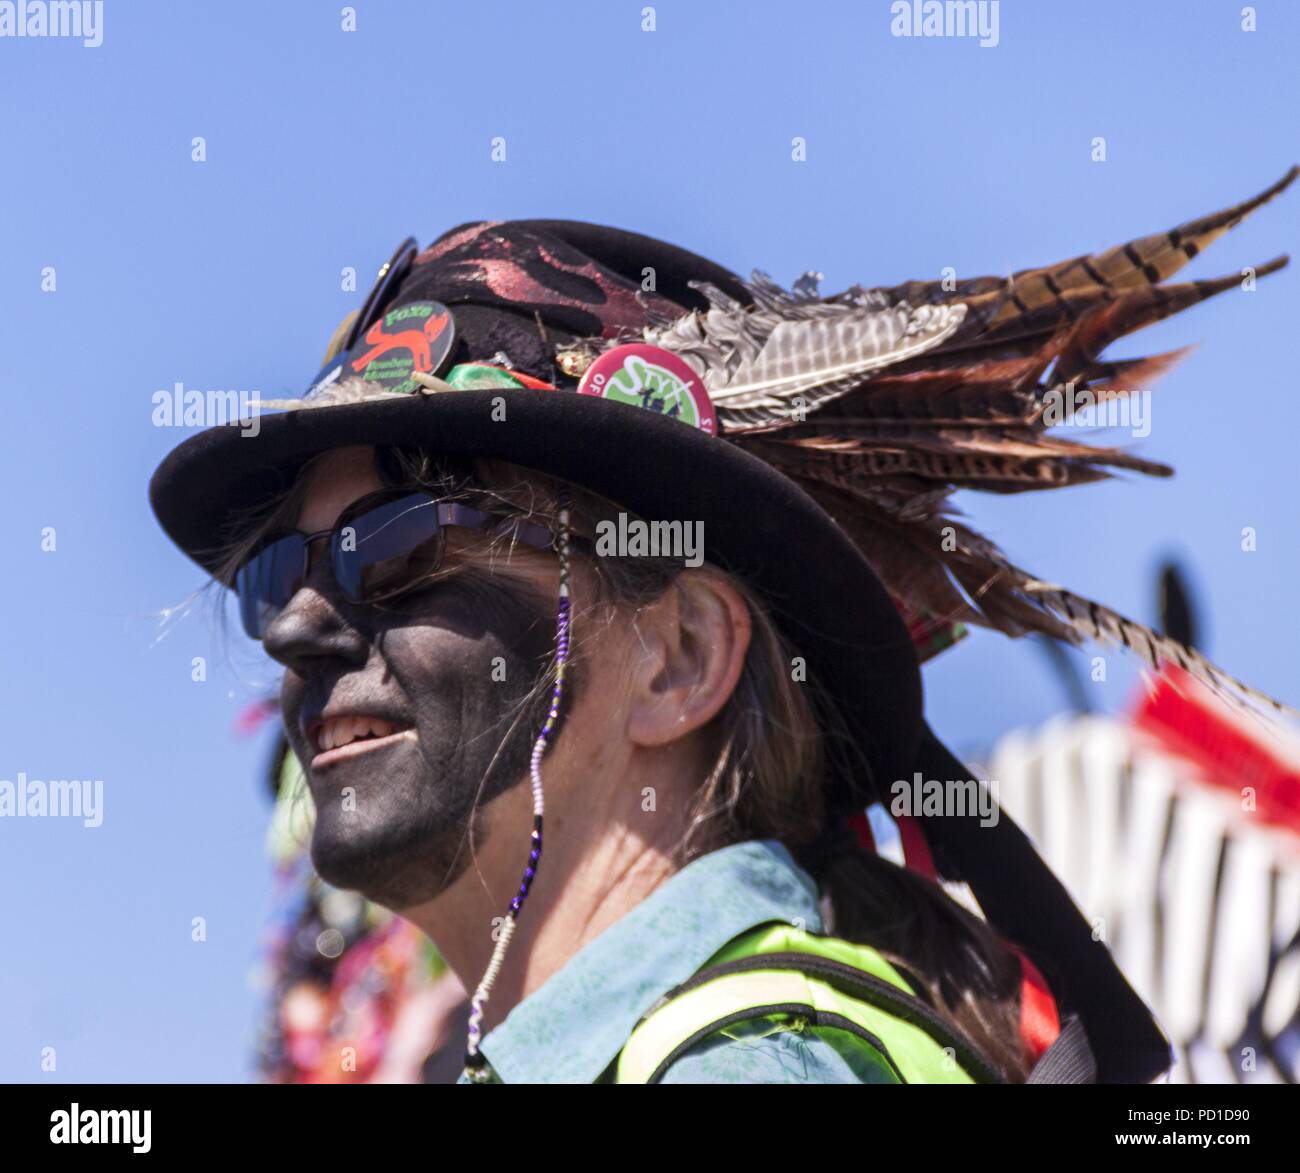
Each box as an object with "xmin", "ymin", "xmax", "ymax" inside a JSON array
[{"xmin": 152, "ymin": 218, "xmax": 944, "ymax": 796}]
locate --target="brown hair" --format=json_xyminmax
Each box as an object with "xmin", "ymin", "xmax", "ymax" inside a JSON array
[{"xmin": 215, "ymin": 437, "xmax": 1031, "ymax": 1081}]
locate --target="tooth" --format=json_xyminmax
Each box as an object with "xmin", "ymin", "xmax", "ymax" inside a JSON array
[{"xmin": 317, "ymin": 715, "xmax": 403, "ymax": 754}]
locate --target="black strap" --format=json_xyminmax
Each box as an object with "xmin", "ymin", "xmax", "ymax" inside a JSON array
[
  {"xmin": 642, "ymin": 953, "xmax": 1098, "ymax": 1084},
  {"xmin": 645, "ymin": 951, "xmax": 1004, "ymax": 1084},
  {"xmin": 916, "ymin": 724, "xmax": 1172, "ymax": 1083},
  {"xmin": 644, "ymin": 1001, "xmax": 907, "ymax": 1085},
  {"xmin": 1026, "ymin": 1015, "xmax": 1098, "ymax": 1084}
]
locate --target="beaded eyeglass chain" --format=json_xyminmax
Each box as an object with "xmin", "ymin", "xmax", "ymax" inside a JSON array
[{"xmin": 461, "ymin": 496, "xmax": 572, "ymax": 1083}]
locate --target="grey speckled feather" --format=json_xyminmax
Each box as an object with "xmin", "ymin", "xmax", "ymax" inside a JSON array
[{"xmin": 640, "ymin": 273, "xmax": 967, "ymax": 432}]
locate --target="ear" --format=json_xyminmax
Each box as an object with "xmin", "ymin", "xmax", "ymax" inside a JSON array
[{"xmin": 624, "ymin": 570, "xmax": 753, "ymax": 748}]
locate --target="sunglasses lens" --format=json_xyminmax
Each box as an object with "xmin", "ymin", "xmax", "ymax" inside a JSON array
[
  {"xmin": 333, "ymin": 493, "xmax": 444, "ymax": 603},
  {"xmin": 236, "ymin": 533, "xmax": 307, "ymax": 639}
]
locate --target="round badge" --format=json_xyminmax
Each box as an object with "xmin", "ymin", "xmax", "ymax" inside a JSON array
[
  {"xmin": 346, "ymin": 300, "xmax": 456, "ymax": 394},
  {"xmin": 577, "ymin": 344, "xmax": 717, "ymax": 435}
]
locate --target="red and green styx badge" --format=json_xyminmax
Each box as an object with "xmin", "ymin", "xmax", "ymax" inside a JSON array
[
  {"xmin": 347, "ymin": 300, "xmax": 455, "ymax": 394},
  {"xmin": 577, "ymin": 344, "xmax": 717, "ymax": 435}
]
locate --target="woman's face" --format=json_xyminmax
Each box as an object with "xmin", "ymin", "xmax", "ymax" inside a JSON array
[{"xmin": 261, "ymin": 447, "xmax": 564, "ymax": 909}]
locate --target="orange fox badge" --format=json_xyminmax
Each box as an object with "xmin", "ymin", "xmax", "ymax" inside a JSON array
[{"xmin": 347, "ymin": 300, "xmax": 456, "ymax": 394}]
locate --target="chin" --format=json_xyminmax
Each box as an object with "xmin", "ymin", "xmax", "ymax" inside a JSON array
[{"xmin": 308, "ymin": 812, "xmax": 469, "ymax": 909}]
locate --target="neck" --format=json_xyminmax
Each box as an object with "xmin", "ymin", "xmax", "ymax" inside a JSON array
[{"xmin": 398, "ymin": 740, "xmax": 697, "ymax": 1039}]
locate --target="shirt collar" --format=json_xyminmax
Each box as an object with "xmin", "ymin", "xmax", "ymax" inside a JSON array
[{"xmin": 477, "ymin": 839, "xmax": 822, "ymax": 1084}]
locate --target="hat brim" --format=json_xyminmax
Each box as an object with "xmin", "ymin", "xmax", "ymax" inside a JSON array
[{"xmin": 148, "ymin": 388, "xmax": 925, "ymax": 806}]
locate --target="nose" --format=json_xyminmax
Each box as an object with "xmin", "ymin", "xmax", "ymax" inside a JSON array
[{"xmin": 261, "ymin": 561, "xmax": 369, "ymax": 674}]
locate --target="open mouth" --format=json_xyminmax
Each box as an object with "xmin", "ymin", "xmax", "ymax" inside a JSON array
[{"xmin": 309, "ymin": 714, "xmax": 416, "ymax": 768}]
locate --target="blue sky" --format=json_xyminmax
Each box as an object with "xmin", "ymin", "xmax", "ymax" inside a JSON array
[{"xmin": 1, "ymin": 0, "xmax": 1296, "ymax": 1080}]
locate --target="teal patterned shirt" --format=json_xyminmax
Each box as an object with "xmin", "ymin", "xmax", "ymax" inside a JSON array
[{"xmin": 458, "ymin": 839, "xmax": 898, "ymax": 1084}]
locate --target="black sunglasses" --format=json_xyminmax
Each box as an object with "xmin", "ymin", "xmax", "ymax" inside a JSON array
[{"xmin": 234, "ymin": 489, "xmax": 555, "ymax": 640}]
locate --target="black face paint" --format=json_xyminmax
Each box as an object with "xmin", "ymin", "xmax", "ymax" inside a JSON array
[{"xmin": 267, "ymin": 553, "xmax": 569, "ymax": 911}]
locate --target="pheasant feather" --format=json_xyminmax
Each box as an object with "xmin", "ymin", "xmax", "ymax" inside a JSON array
[{"xmin": 1020, "ymin": 581, "xmax": 1300, "ymax": 722}]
